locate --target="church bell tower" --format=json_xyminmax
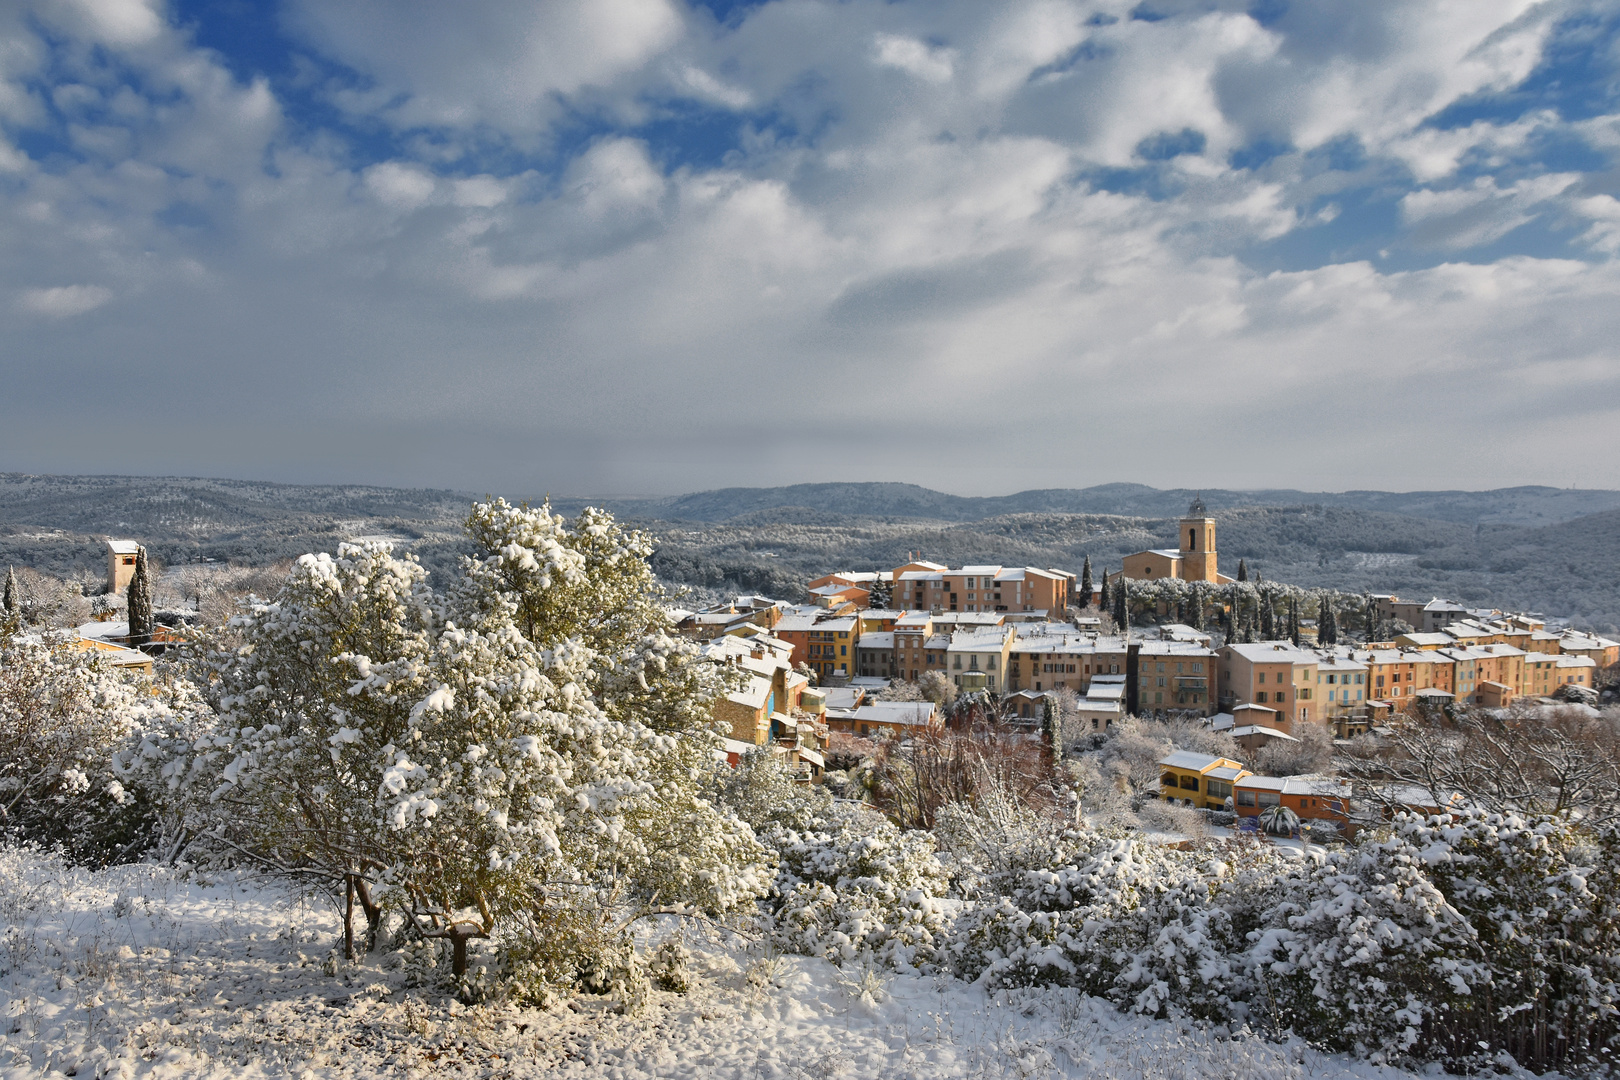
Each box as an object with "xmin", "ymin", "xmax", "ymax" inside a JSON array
[{"xmin": 1179, "ymin": 495, "xmax": 1218, "ymax": 583}]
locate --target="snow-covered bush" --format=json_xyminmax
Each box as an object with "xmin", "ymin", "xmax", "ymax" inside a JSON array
[
  {"xmin": 721, "ymin": 751, "xmax": 947, "ymax": 969},
  {"xmin": 1392, "ymin": 809, "xmax": 1620, "ymax": 1071},
  {"xmin": 947, "ymin": 829, "xmax": 1273, "ymax": 1023},
  {"xmin": 0, "ymin": 625, "xmax": 177, "ymax": 865},
  {"xmin": 1249, "ymin": 830, "xmax": 1486, "ymax": 1063}
]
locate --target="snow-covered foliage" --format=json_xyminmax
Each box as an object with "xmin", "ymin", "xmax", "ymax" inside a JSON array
[
  {"xmin": 720, "ymin": 751, "xmax": 948, "ymax": 970},
  {"xmin": 0, "ymin": 625, "xmax": 181, "ymax": 864},
  {"xmin": 128, "ymin": 504, "xmax": 767, "ymax": 1000},
  {"xmin": 947, "ymin": 828, "xmax": 1278, "ymax": 1025},
  {"xmin": 0, "ymin": 844, "xmax": 1451, "ymax": 1080}
]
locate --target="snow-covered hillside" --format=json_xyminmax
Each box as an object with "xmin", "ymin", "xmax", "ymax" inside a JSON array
[{"xmin": 1, "ymin": 847, "xmax": 1478, "ymax": 1080}]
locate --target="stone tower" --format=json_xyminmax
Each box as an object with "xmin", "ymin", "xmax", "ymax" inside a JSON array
[{"xmin": 1179, "ymin": 496, "xmax": 1219, "ymax": 583}]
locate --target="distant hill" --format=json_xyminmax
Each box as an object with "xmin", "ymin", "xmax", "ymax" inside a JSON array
[
  {"xmin": 3, "ymin": 473, "xmax": 1618, "ymax": 630},
  {"xmin": 564, "ymin": 481, "xmax": 1620, "ymax": 528}
]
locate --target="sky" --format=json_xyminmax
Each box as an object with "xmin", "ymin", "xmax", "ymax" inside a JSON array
[{"xmin": 3, "ymin": 0, "xmax": 1620, "ymax": 498}]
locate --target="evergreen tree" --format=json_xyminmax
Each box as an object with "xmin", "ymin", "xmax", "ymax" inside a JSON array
[
  {"xmin": 1079, "ymin": 556, "xmax": 1093, "ymax": 610},
  {"xmin": 127, "ymin": 547, "xmax": 154, "ymax": 644},
  {"xmin": 1192, "ymin": 583, "xmax": 1206, "ymax": 632},
  {"xmin": 1, "ymin": 567, "xmax": 18, "ymax": 620},
  {"xmin": 1260, "ymin": 590, "xmax": 1276, "ymax": 640},
  {"xmin": 1042, "ymin": 696, "xmax": 1062, "ymax": 761},
  {"xmin": 1236, "ymin": 559, "xmax": 1248, "ymax": 583},
  {"xmin": 1363, "ymin": 593, "xmax": 1376, "ymax": 641},
  {"xmin": 1320, "ymin": 593, "xmax": 1338, "ymax": 646},
  {"xmin": 866, "ymin": 575, "xmax": 892, "ymax": 609},
  {"xmin": 1289, "ymin": 595, "xmax": 1301, "ymax": 646},
  {"xmin": 1113, "ymin": 574, "xmax": 1128, "ymax": 629},
  {"xmin": 1099, "ymin": 573, "xmax": 1111, "ymax": 619}
]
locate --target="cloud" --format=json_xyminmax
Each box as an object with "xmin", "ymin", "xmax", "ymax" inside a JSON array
[
  {"xmin": 284, "ymin": 0, "xmax": 684, "ymax": 135},
  {"xmin": 873, "ymin": 33, "xmax": 957, "ymax": 83},
  {"xmin": 19, "ymin": 284, "xmax": 112, "ymax": 317},
  {"xmin": 0, "ymin": 0, "xmax": 1616, "ymax": 496}
]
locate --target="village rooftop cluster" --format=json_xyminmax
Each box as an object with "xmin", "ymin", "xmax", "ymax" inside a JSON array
[{"xmin": 666, "ymin": 500, "xmax": 1617, "ymax": 835}]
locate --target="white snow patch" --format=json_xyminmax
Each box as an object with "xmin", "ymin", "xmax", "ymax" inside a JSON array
[{"xmin": 0, "ymin": 846, "xmax": 1454, "ymax": 1078}]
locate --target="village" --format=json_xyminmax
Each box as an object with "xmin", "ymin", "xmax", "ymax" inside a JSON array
[{"xmin": 670, "ymin": 500, "xmax": 1618, "ymax": 840}]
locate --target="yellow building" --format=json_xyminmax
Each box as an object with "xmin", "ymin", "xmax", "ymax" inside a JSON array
[{"xmin": 1158, "ymin": 750, "xmax": 1250, "ymax": 812}]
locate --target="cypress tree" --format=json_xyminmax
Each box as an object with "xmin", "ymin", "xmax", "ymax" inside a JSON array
[
  {"xmin": 1042, "ymin": 696, "xmax": 1062, "ymax": 761},
  {"xmin": 1079, "ymin": 556, "xmax": 1093, "ymax": 610},
  {"xmin": 1320, "ymin": 593, "xmax": 1338, "ymax": 646},
  {"xmin": 1236, "ymin": 559, "xmax": 1248, "ymax": 583},
  {"xmin": 1363, "ymin": 593, "xmax": 1376, "ymax": 641},
  {"xmin": 1289, "ymin": 595, "xmax": 1301, "ymax": 646},
  {"xmin": 1191, "ymin": 583, "xmax": 1206, "ymax": 632},
  {"xmin": 1099, "ymin": 573, "xmax": 1111, "ymax": 619},
  {"xmin": 1, "ymin": 567, "xmax": 17, "ymax": 619},
  {"xmin": 1261, "ymin": 590, "xmax": 1276, "ymax": 640},
  {"xmin": 1113, "ymin": 574, "xmax": 1128, "ymax": 629},
  {"xmin": 128, "ymin": 546, "xmax": 154, "ymax": 644}
]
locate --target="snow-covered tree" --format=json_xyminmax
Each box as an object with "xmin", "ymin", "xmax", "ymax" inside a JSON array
[
  {"xmin": 1079, "ymin": 556, "xmax": 1093, "ymax": 609},
  {"xmin": 1236, "ymin": 559, "xmax": 1248, "ymax": 583},
  {"xmin": 142, "ymin": 504, "xmax": 768, "ymax": 995},
  {"xmin": 1, "ymin": 568, "xmax": 18, "ymax": 622},
  {"xmin": 1098, "ymin": 573, "xmax": 1110, "ymax": 618}
]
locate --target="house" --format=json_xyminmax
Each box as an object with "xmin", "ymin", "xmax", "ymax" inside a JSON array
[
  {"xmin": 704, "ymin": 635, "xmax": 810, "ymax": 746},
  {"xmin": 1136, "ymin": 639, "xmax": 1218, "ymax": 714},
  {"xmin": 74, "ymin": 635, "xmax": 155, "ymax": 675},
  {"xmin": 855, "ymin": 631, "xmax": 895, "ymax": 678},
  {"xmin": 824, "ymin": 701, "xmax": 941, "ymax": 737},
  {"xmin": 106, "ymin": 540, "xmax": 141, "ymax": 595},
  {"xmin": 1233, "ymin": 775, "xmax": 1352, "ymax": 829},
  {"xmin": 1157, "ymin": 750, "xmax": 1250, "ymax": 811}
]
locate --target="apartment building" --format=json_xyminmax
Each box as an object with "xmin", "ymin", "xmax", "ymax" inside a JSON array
[
  {"xmin": 1219, "ymin": 642, "xmax": 1320, "ymax": 730},
  {"xmin": 772, "ymin": 610, "xmax": 861, "ymax": 680},
  {"xmin": 891, "ymin": 563, "xmax": 1073, "ymax": 617},
  {"xmin": 1006, "ymin": 627, "xmax": 1129, "ymax": 696},
  {"xmin": 945, "ymin": 626, "xmax": 1016, "ymax": 693},
  {"xmin": 1136, "ymin": 640, "xmax": 1218, "ymax": 713}
]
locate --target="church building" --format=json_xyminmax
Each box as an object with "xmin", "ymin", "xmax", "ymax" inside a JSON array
[{"xmin": 1118, "ymin": 498, "xmax": 1234, "ymax": 585}]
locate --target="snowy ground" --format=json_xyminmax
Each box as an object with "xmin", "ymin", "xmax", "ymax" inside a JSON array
[{"xmin": 0, "ymin": 847, "xmax": 1509, "ymax": 1079}]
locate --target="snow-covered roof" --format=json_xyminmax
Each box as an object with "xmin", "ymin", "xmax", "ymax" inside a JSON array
[
  {"xmin": 829, "ymin": 702, "xmax": 938, "ymax": 727},
  {"xmin": 1223, "ymin": 642, "xmax": 1316, "ymax": 664},
  {"xmin": 857, "ymin": 632, "xmax": 895, "ymax": 649},
  {"xmin": 1228, "ymin": 726, "xmax": 1300, "ymax": 743},
  {"xmin": 1159, "ymin": 750, "xmax": 1235, "ymax": 772},
  {"xmin": 106, "ymin": 539, "xmax": 141, "ymax": 554},
  {"xmin": 1236, "ymin": 775, "xmax": 1350, "ymax": 797}
]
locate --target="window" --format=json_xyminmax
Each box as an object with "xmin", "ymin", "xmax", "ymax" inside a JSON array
[
  {"xmin": 1237, "ymin": 791, "xmax": 1256, "ymax": 807},
  {"xmin": 1156, "ymin": 662, "xmax": 1165, "ymax": 673},
  {"xmin": 1258, "ymin": 672, "xmax": 1267, "ymax": 684},
  {"xmin": 1257, "ymin": 692, "xmax": 1268, "ymax": 703},
  {"xmin": 1257, "ymin": 792, "xmax": 1280, "ymax": 807},
  {"xmin": 1179, "ymin": 775, "xmax": 1198, "ymax": 790},
  {"xmin": 953, "ymin": 657, "xmax": 962, "ymax": 669}
]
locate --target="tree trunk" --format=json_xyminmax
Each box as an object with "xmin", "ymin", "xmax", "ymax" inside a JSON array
[
  {"xmin": 344, "ymin": 876, "xmax": 356, "ymax": 961},
  {"xmin": 353, "ymin": 877, "xmax": 383, "ymax": 953},
  {"xmin": 451, "ymin": 932, "xmax": 469, "ymax": 979}
]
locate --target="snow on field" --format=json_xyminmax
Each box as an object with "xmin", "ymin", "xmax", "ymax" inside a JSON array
[{"xmin": 0, "ymin": 847, "xmax": 1478, "ymax": 1079}]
